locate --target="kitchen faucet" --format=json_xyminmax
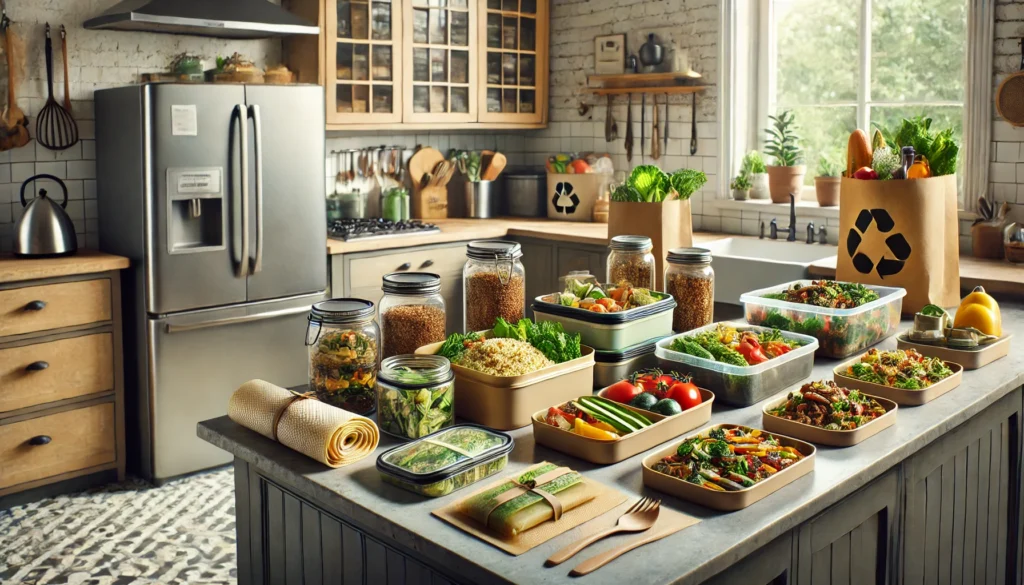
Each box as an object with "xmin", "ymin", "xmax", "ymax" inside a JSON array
[
  {"xmin": 818, "ymin": 225, "xmax": 828, "ymax": 244},
  {"xmin": 769, "ymin": 193, "xmax": 798, "ymax": 241},
  {"xmin": 806, "ymin": 222, "xmax": 815, "ymax": 244}
]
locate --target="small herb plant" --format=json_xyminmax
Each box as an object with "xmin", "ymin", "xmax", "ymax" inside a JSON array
[
  {"xmin": 730, "ymin": 174, "xmax": 752, "ymax": 190},
  {"xmin": 740, "ymin": 150, "xmax": 767, "ymax": 175},
  {"xmin": 816, "ymin": 155, "xmax": 842, "ymax": 178},
  {"xmin": 764, "ymin": 110, "xmax": 803, "ymax": 167}
]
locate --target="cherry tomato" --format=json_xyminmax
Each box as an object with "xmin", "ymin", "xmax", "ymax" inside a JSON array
[
  {"xmin": 604, "ymin": 380, "xmax": 641, "ymax": 404},
  {"xmin": 666, "ymin": 381, "xmax": 702, "ymax": 411}
]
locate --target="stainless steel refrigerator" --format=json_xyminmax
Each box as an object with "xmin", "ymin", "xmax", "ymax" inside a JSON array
[{"xmin": 96, "ymin": 83, "xmax": 326, "ymax": 481}]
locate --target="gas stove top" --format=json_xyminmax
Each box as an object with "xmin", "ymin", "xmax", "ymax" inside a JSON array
[{"xmin": 328, "ymin": 218, "xmax": 441, "ymax": 241}]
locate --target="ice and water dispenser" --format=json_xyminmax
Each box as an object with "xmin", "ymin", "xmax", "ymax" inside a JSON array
[{"xmin": 166, "ymin": 167, "xmax": 225, "ymax": 253}]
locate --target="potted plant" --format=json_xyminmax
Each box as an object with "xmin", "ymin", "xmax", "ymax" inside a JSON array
[
  {"xmin": 814, "ymin": 154, "xmax": 842, "ymax": 207},
  {"xmin": 730, "ymin": 174, "xmax": 752, "ymax": 201},
  {"xmin": 740, "ymin": 150, "xmax": 769, "ymax": 199},
  {"xmin": 763, "ymin": 110, "xmax": 805, "ymax": 203}
]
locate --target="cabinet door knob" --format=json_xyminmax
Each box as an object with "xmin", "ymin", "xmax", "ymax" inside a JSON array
[
  {"xmin": 420, "ymin": 259, "xmax": 434, "ymax": 268},
  {"xmin": 397, "ymin": 262, "xmax": 411, "ymax": 271},
  {"xmin": 25, "ymin": 361, "xmax": 49, "ymax": 372},
  {"xmin": 27, "ymin": 435, "xmax": 52, "ymax": 446},
  {"xmin": 25, "ymin": 300, "xmax": 47, "ymax": 311}
]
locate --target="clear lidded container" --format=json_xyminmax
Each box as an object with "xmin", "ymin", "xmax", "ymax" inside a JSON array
[
  {"xmin": 376, "ymin": 354, "xmax": 455, "ymax": 440},
  {"xmin": 665, "ymin": 247, "xmax": 715, "ymax": 333},
  {"xmin": 379, "ymin": 272, "xmax": 447, "ymax": 358},
  {"xmin": 376, "ymin": 424, "xmax": 514, "ymax": 497},
  {"xmin": 463, "ymin": 240, "xmax": 525, "ymax": 332},
  {"xmin": 607, "ymin": 235, "xmax": 656, "ymax": 289},
  {"xmin": 306, "ymin": 298, "xmax": 379, "ymax": 416}
]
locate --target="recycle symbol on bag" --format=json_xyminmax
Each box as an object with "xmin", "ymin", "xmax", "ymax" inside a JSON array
[
  {"xmin": 552, "ymin": 182, "xmax": 580, "ymax": 214},
  {"xmin": 846, "ymin": 208, "xmax": 912, "ymax": 278}
]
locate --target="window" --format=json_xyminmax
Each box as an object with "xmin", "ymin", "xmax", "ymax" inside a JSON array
[{"xmin": 759, "ymin": 0, "xmax": 966, "ymax": 180}]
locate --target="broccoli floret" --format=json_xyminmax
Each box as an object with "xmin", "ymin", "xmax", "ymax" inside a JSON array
[
  {"xmin": 704, "ymin": 440, "xmax": 732, "ymax": 458},
  {"xmin": 894, "ymin": 378, "xmax": 922, "ymax": 390},
  {"xmin": 676, "ymin": 438, "xmax": 697, "ymax": 458},
  {"xmin": 709, "ymin": 428, "xmax": 727, "ymax": 441}
]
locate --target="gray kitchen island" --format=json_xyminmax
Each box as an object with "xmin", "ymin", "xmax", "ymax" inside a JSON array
[{"xmin": 199, "ymin": 304, "xmax": 1024, "ymax": 585}]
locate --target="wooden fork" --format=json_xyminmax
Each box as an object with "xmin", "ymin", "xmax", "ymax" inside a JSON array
[{"xmin": 545, "ymin": 496, "xmax": 661, "ymax": 566}]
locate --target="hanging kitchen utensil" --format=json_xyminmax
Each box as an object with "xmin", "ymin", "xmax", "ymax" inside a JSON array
[
  {"xmin": 604, "ymin": 95, "xmax": 617, "ymax": 142},
  {"xmin": 997, "ymin": 40, "xmax": 1024, "ymax": 127},
  {"xmin": 0, "ymin": 7, "xmax": 29, "ymax": 151},
  {"xmin": 60, "ymin": 26, "xmax": 74, "ymax": 114},
  {"xmin": 663, "ymin": 98, "xmax": 668, "ymax": 151},
  {"xmin": 689, "ymin": 93, "xmax": 698, "ymax": 155},
  {"xmin": 651, "ymin": 95, "xmax": 661, "ymax": 160},
  {"xmin": 624, "ymin": 94, "xmax": 634, "ymax": 162},
  {"xmin": 640, "ymin": 92, "xmax": 646, "ymax": 161},
  {"xmin": 36, "ymin": 24, "xmax": 78, "ymax": 151}
]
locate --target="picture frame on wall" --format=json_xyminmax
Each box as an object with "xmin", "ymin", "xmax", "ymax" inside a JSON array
[{"xmin": 594, "ymin": 34, "xmax": 626, "ymax": 75}]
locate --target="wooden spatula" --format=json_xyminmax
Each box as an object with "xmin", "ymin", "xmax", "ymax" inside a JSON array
[
  {"xmin": 481, "ymin": 152, "xmax": 506, "ymax": 181},
  {"xmin": 0, "ymin": 20, "xmax": 30, "ymax": 151}
]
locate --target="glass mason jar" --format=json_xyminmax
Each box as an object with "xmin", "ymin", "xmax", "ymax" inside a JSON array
[
  {"xmin": 607, "ymin": 235, "xmax": 656, "ymax": 289},
  {"xmin": 305, "ymin": 298, "xmax": 380, "ymax": 415},
  {"xmin": 376, "ymin": 354, "xmax": 455, "ymax": 440},
  {"xmin": 379, "ymin": 272, "xmax": 447, "ymax": 359},
  {"xmin": 665, "ymin": 247, "xmax": 715, "ymax": 333},
  {"xmin": 463, "ymin": 240, "xmax": 526, "ymax": 332}
]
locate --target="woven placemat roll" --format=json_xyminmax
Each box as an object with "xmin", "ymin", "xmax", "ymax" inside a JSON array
[{"xmin": 228, "ymin": 379, "xmax": 379, "ymax": 467}]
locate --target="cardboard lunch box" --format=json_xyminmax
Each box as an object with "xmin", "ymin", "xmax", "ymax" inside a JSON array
[
  {"xmin": 832, "ymin": 355, "xmax": 964, "ymax": 406},
  {"xmin": 895, "ymin": 332, "xmax": 1013, "ymax": 371},
  {"xmin": 532, "ymin": 388, "xmax": 714, "ymax": 465},
  {"xmin": 415, "ymin": 340, "xmax": 595, "ymax": 430},
  {"xmin": 761, "ymin": 391, "xmax": 898, "ymax": 448}
]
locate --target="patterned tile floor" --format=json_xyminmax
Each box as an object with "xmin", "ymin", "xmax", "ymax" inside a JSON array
[{"xmin": 0, "ymin": 468, "xmax": 237, "ymax": 585}]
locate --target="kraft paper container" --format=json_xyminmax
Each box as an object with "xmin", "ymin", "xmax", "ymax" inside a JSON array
[
  {"xmin": 761, "ymin": 392, "xmax": 898, "ymax": 447},
  {"xmin": 641, "ymin": 424, "xmax": 816, "ymax": 511},
  {"xmin": 895, "ymin": 332, "xmax": 1013, "ymax": 371},
  {"xmin": 546, "ymin": 172, "xmax": 610, "ymax": 222},
  {"xmin": 608, "ymin": 198, "xmax": 694, "ymax": 289},
  {"xmin": 415, "ymin": 342, "xmax": 595, "ymax": 430},
  {"xmin": 532, "ymin": 388, "xmax": 714, "ymax": 464},
  {"xmin": 832, "ymin": 356, "xmax": 964, "ymax": 406}
]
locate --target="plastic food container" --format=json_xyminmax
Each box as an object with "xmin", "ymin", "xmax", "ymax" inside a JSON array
[
  {"xmin": 896, "ymin": 332, "xmax": 1013, "ymax": 370},
  {"xmin": 532, "ymin": 389, "xmax": 714, "ymax": 465},
  {"xmin": 833, "ymin": 356, "xmax": 964, "ymax": 406},
  {"xmin": 532, "ymin": 292, "xmax": 676, "ymax": 351},
  {"xmin": 641, "ymin": 424, "xmax": 816, "ymax": 511},
  {"xmin": 376, "ymin": 424, "xmax": 514, "ymax": 497},
  {"xmin": 655, "ymin": 323, "xmax": 819, "ymax": 406},
  {"xmin": 415, "ymin": 340, "xmax": 596, "ymax": 430},
  {"xmin": 761, "ymin": 392, "xmax": 898, "ymax": 447},
  {"xmin": 592, "ymin": 337, "xmax": 662, "ymax": 388},
  {"xmin": 740, "ymin": 280, "xmax": 906, "ymax": 358}
]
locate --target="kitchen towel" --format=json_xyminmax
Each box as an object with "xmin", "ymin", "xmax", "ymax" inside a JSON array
[{"xmin": 227, "ymin": 379, "xmax": 379, "ymax": 467}]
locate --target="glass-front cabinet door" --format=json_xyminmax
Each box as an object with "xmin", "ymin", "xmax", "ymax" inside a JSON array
[
  {"xmin": 326, "ymin": 0, "xmax": 403, "ymax": 124},
  {"xmin": 403, "ymin": 0, "xmax": 477, "ymax": 123},
  {"xmin": 476, "ymin": 0, "xmax": 546, "ymax": 124}
]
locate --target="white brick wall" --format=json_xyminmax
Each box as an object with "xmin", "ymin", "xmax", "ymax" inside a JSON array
[{"xmin": 989, "ymin": 0, "xmax": 1024, "ymax": 227}]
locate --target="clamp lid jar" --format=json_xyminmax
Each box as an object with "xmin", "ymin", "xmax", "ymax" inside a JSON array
[
  {"xmin": 306, "ymin": 298, "xmax": 380, "ymax": 416},
  {"xmin": 464, "ymin": 240, "xmax": 526, "ymax": 332}
]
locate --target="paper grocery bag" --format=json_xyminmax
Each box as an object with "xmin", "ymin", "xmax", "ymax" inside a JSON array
[
  {"xmin": 608, "ymin": 199, "xmax": 693, "ymax": 289},
  {"xmin": 836, "ymin": 175, "xmax": 960, "ymax": 313}
]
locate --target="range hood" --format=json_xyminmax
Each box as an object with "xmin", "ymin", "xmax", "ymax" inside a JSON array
[{"xmin": 84, "ymin": 0, "xmax": 319, "ymax": 39}]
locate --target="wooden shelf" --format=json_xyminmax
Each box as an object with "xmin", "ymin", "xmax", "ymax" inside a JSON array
[
  {"xmin": 588, "ymin": 71, "xmax": 702, "ymax": 85},
  {"xmin": 585, "ymin": 85, "xmax": 708, "ymax": 96}
]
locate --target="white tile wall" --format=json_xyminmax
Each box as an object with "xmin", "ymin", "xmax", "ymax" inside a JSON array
[{"xmin": 990, "ymin": 0, "xmax": 1024, "ymax": 227}]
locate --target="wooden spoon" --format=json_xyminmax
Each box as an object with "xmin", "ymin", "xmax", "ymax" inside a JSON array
[
  {"xmin": 481, "ymin": 151, "xmax": 506, "ymax": 181},
  {"xmin": 0, "ymin": 20, "xmax": 30, "ymax": 151}
]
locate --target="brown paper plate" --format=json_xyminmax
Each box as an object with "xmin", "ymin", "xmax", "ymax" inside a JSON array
[
  {"xmin": 761, "ymin": 392, "xmax": 897, "ymax": 447},
  {"xmin": 641, "ymin": 424, "xmax": 816, "ymax": 511},
  {"xmin": 532, "ymin": 389, "xmax": 714, "ymax": 464},
  {"xmin": 896, "ymin": 332, "xmax": 1012, "ymax": 370},
  {"xmin": 832, "ymin": 355, "xmax": 963, "ymax": 406},
  {"xmin": 415, "ymin": 340, "xmax": 596, "ymax": 430}
]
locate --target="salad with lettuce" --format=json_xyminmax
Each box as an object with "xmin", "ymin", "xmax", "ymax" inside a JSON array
[{"xmin": 542, "ymin": 278, "xmax": 661, "ymax": 314}]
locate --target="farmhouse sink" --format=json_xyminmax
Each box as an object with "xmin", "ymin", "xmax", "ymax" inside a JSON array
[{"xmin": 701, "ymin": 237, "xmax": 838, "ymax": 304}]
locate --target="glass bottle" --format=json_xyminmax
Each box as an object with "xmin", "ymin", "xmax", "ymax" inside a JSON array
[
  {"xmin": 379, "ymin": 272, "xmax": 447, "ymax": 358},
  {"xmin": 463, "ymin": 240, "xmax": 526, "ymax": 331},
  {"xmin": 607, "ymin": 235, "xmax": 656, "ymax": 289},
  {"xmin": 664, "ymin": 247, "xmax": 714, "ymax": 332},
  {"xmin": 892, "ymin": 146, "xmax": 915, "ymax": 180},
  {"xmin": 305, "ymin": 298, "xmax": 380, "ymax": 415}
]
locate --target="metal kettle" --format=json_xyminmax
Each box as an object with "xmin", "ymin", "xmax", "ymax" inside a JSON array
[{"xmin": 15, "ymin": 173, "xmax": 77, "ymax": 256}]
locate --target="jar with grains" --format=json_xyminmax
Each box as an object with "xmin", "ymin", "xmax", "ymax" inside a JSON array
[
  {"xmin": 306, "ymin": 298, "xmax": 379, "ymax": 416},
  {"xmin": 379, "ymin": 272, "xmax": 447, "ymax": 358},
  {"xmin": 464, "ymin": 240, "xmax": 526, "ymax": 332},
  {"xmin": 377, "ymin": 354, "xmax": 455, "ymax": 440},
  {"xmin": 665, "ymin": 247, "xmax": 714, "ymax": 333},
  {"xmin": 607, "ymin": 235, "xmax": 656, "ymax": 289}
]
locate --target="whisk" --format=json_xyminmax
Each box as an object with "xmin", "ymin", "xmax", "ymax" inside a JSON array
[{"xmin": 36, "ymin": 23, "xmax": 78, "ymax": 151}]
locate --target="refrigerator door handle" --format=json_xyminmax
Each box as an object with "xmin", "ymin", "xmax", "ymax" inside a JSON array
[
  {"xmin": 235, "ymin": 103, "xmax": 250, "ymax": 279},
  {"xmin": 249, "ymin": 104, "xmax": 264, "ymax": 274},
  {"xmin": 165, "ymin": 305, "xmax": 311, "ymax": 334}
]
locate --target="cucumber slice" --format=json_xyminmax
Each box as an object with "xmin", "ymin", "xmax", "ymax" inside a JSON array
[
  {"xmin": 580, "ymin": 396, "xmax": 652, "ymax": 427},
  {"xmin": 573, "ymin": 400, "xmax": 641, "ymax": 434}
]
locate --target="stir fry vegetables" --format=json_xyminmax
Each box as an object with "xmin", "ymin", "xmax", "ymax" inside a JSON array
[
  {"xmin": 767, "ymin": 380, "xmax": 887, "ymax": 430},
  {"xmin": 669, "ymin": 324, "xmax": 803, "ymax": 367},
  {"xmin": 544, "ymin": 278, "xmax": 660, "ymax": 313},
  {"xmin": 652, "ymin": 427, "xmax": 804, "ymax": 491},
  {"xmin": 763, "ymin": 280, "xmax": 880, "ymax": 309},
  {"xmin": 845, "ymin": 348, "xmax": 954, "ymax": 389},
  {"xmin": 543, "ymin": 396, "xmax": 652, "ymax": 441}
]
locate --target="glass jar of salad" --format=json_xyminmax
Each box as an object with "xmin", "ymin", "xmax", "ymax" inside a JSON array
[
  {"xmin": 379, "ymin": 272, "xmax": 447, "ymax": 359},
  {"xmin": 607, "ymin": 235, "xmax": 655, "ymax": 289},
  {"xmin": 463, "ymin": 240, "xmax": 526, "ymax": 332},
  {"xmin": 377, "ymin": 354, "xmax": 455, "ymax": 440},
  {"xmin": 306, "ymin": 298, "xmax": 379, "ymax": 415},
  {"xmin": 665, "ymin": 247, "xmax": 714, "ymax": 333}
]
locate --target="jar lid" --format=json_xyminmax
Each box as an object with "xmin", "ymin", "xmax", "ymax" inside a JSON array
[
  {"xmin": 667, "ymin": 247, "xmax": 712, "ymax": 264},
  {"xmin": 382, "ymin": 272, "xmax": 441, "ymax": 295},
  {"xmin": 309, "ymin": 298, "xmax": 375, "ymax": 324},
  {"xmin": 379, "ymin": 354, "xmax": 454, "ymax": 388},
  {"xmin": 609, "ymin": 235, "xmax": 653, "ymax": 251},
  {"xmin": 466, "ymin": 239, "xmax": 522, "ymax": 260}
]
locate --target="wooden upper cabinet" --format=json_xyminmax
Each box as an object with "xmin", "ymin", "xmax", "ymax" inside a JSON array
[
  {"xmin": 326, "ymin": 0, "xmax": 403, "ymax": 124},
  {"xmin": 402, "ymin": 0, "xmax": 477, "ymax": 123},
  {"xmin": 476, "ymin": 0, "xmax": 547, "ymax": 125}
]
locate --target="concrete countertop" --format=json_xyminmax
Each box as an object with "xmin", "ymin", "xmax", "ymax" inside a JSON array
[
  {"xmin": 809, "ymin": 254, "xmax": 1024, "ymax": 297},
  {"xmin": 200, "ymin": 306, "xmax": 1024, "ymax": 584},
  {"xmin": 0, "ymin": 250, "xmax": 130, "ymax": 284}
]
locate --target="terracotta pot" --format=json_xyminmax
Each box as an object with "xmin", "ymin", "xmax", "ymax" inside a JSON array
[
  {"xmin": 749, "ymin": 173, "xmax": 769, "ymax": 199},
  {"xmin": 814, "ymin": 176, "xmax": 841, "ymax": 207},
  {"xmin": 766, "ymin": 165, "xmax": 806, "ymax": 203},
  {"xmin": 732, "ymin": 188, "xmax": 750, "ymax": 201}
]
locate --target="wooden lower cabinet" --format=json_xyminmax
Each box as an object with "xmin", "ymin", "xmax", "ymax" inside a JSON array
[{"xmin": 704, "ymin": 531, "xmax": 794, "ymax": 585}]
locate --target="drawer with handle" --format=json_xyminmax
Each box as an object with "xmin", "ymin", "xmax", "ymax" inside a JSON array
[
  {"xmin": 347, "ymin": 245, "xmax": 466, "ymax": 291},
  {"xmin": 0, "ymin": 402, "xmax": 116, "ymax": 490},
  {"xmin": 0, "ymin": 334, "xmax": 114, "ymax": 413},
  {"xmin": 0, "ymin": 279, "xmax": 112, "ymax": 338}
]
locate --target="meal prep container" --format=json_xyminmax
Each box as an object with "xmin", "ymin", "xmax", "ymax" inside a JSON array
[
  {"xmin": 533, "ymin": 389, "xmax": 714, "ymax": 464},
  {"xmin": 896, "ymin": 332, "xmax": 1013, "ymax": 370},
  {"xmin": 532, "ymin": 292, "xmax": 676, "ymax": 351},
  {"xmin": 740, "ymin": 280, "xmax": 906, "ymax": 358},
  {"xmin": 592, "ymin": 337, "xmax": 662, "ymax": 388},
  {"xmin": 655, "ymin": 323, "xmax": 819, "ymax": 406},
  {"xmin": 376, "ymin": 424, "xmax": 514, "ymax": 497},
  {"xmin": 641, "ymin": 424, "xmax": 816, "ymax": 511},
  {"xmin": 415, "ymin": 340, "xmax": 596, "ymax": 430},
  {"xmin": 761, "ymin": 392, "xmax": 898, "ymax": 447},
  {"xmin": 833, "ymin": 356, "xmax": 964, "ymax": 406}
]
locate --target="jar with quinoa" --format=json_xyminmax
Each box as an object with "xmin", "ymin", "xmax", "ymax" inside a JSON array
[
  {"xmin": 463, "ymin": 240, "xmax": 526, "ymax": 332},
  {"xmin": 306, "ymin": 299, "xmax": 379, "ymax": 415},
  {"xmin": 665, "ymin": 247, "xmax": 714, "ymax": 332},
  {"xmin": 607, "ymin": 235, "xmax": 656, "ymax": 289},
  {"xmin": 379, "ymin": 272, "xmax": 447, "ymax": 358}
]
